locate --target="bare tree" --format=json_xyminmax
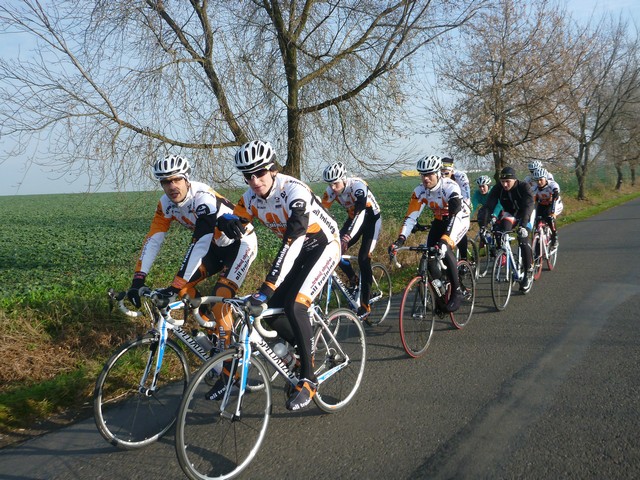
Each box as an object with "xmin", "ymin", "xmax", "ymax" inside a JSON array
[
  {"xmin": 559, "ymin": 15, "xmax": 640, "ymax": 199},
  {"xmin": 425, "ymin": 0, "xmax": 573, "ymax": 177},
  {"xmin": 0, "ymin": 0, "xmax": 481, "ymax": 190}
]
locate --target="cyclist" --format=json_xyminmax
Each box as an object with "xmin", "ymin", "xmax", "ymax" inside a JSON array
[
  {"xmin": 441, "ymin": 157, "xmax": 471, "ymax": 261},
  {"xmin": 127, "ymin": 155, "xmax": 258, "ymax": 351},
  {"xmin": 531, "ymin": 167, "xmax": 563, "ymax": 247},
  {"xmin": 216, "ymin": 140, "xmax": 340, "ymax": 411},
  {"xmin": 484, "ymin": 166, "xmax": 536, "ymax": 291},
  {"xmin": 524, "ymin": 160, "xmax": 555, "ymax": 189},
  {"xmin": 389, "ymin": 155, "xmax": 471, "ymax": 312},
  {"xmin": 321, "ymin": 161, "xmax": 382, "ymax": 318},
  {"xmin": 472, "ymin": 175, "xmax": 502, "ymax": 226}
]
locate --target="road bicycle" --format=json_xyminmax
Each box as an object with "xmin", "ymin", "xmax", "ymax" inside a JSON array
[
  {"xmin": 491, "ymin": 230, "xmax": 533, "ymax": 311},
  {"xmin": 316, "ymin": 254, "xmax": 392, "ymax": 326},
  {"xmin": 391, "ymin": 244, "xmax": 476, "ymax": 358},
  {"xmin": 472, "ymin": 219, "xmax": 499, "ymax": 278},
  {"xmin": 94, "ymin": 287, "xmax": 228, "ymax": 449},
  {"xmin": 174, "ymin": 297, "xmax": 366, "ymax": 480},
  {"xmin": 531, "ymin": 216, "xmax": 559, "ymax": 280}
]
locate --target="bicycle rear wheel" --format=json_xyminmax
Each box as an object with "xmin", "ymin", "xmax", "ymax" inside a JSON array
[
  {"xmin": 450, "ymin": 260, "xmax": 476, "ymax": 329},
  {"xmin": 313, "ymin": 308, "xmax": 366, "ymax": 412},
  {"xmin": 175, "ymin": 351, "xmax": 271, "ymax": 480},
  {"xmin": 94, "ymin": 335, "xmax": 189, "ymax": 449},
  {"xmin": 366, "ymin": 262, "xmax": 392, "ymax": 326},
  {"xmin": 399, "ymin": 277, "xmax": 435, "ymax": 358},
  {"xmin": 531, "ymin": 233, "xmax": 543, "ymax": 281},
  {"xmin": 491, "ymin": 251, "xmax": 512, "ymax": 311}
]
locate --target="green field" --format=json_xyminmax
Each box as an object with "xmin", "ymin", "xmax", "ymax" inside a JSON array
[{"xmin": 0, "ymin": 168, "xmax": 638, "ymax": 435}]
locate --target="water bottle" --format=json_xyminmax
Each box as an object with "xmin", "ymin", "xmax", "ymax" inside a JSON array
[
  {"xmin": 217, "ymin": 326, "xmax": 227, "ymax": 352},
  {"xmin": 192, "ymin": 329, "xmax": 214, "ymax": 352},
  {"xmin": 273, "ymin": 342, "xmax": 295, "ymax": 368},
  {"xmin": 431, "ymin": 278, "xmax": 445, "ymax": 297}
]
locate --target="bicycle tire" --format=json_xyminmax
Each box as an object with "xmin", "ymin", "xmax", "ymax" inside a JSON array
[
  {"xmin": 316, "ymin": 277, "xmax": 342, "ymax": 315},
  {"xmin": 366, "ymin": 262, "xmax": 392, "ymax": 326},
  {"xmin": 399, "ymin": 276, "xmax": 435, "ymax": 358},
  {"xmin": 476, "ymin": 234, "xmax": 493, "ymax": 278},
  {"xmin": 450, "ymin": 260, "xmax": 476, "ymax": 329},
  {"xmin": 94, "ymin": 335, "xmax": 189, "ymax": 449},
  {"xmin": 175, "ymin": 350, "xmax": 271, "ymax": 480},
  {"xmin": 313, "ymin": 308, "xmax": 366, "ymax": 412},
  {"xmin": 491, "ymin": 251, "xmax": 512, "ymax": 311},
  {"xmin": 466, "ymin": 237, "xmax": 480, "ymax": 280},
  {"xmin": 546, "ymin": 228, "xmax": 558, "ymax": 270},
  {"xmin": 531, "ymin": 233, "xmax": 543, "ymax": 281}
]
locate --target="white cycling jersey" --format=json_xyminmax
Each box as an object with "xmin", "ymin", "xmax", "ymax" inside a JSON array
[
  {"xmin": 532, "ymin": 179, "xmax": 564, "ymax": 215},
  {"xmin": 234, "ymin": 173, "xmax": 339, "ymax": 297},
  {"xmin": 321, "ymin": 176, "xmax": 381, "ymax": 239},
  {"xmin": 399, "ymin": 177, "xmax": 470, "ymax": 244},
  {"xmin": 136, "ymin": 181, "xmax": 256, "ymax": 284}
]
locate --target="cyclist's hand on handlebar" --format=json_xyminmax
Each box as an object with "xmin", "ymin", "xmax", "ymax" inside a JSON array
[
  {"xmin": 388, "ymin": 235, "xmax": 406, "ymax": 257},
  {"xmin": 218, "ymin": 214, "xmax": 247, "ymax": 240},
  {"xmin": 517, "ymin": 226, "xmax": 529, "ymax": 239},
  {"xmin": 340, "ymin": 234, "xmax": 351, "ymax": 253},
  {"xmin": 127, "ymin": 271, "xmax": 147, "ymax": 308},
  {"xmin": 245, "ymin": 292, "xmax": 268, "ymax": 317},
  {"xmin": 151, "ymin": 286, "xmax": 179, "ymax": 307},
  {"xmin": 435, "ymin": 242, "xmax": 447, "ymax": 260}
]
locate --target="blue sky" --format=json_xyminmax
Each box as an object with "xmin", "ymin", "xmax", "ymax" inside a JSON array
[{"xmin": 1, "ymin": 0, "xmax": 638, "ymax": 196}]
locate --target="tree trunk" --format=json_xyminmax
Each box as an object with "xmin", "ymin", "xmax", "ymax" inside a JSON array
[
  {"xmin": 631, "ymin": 166, "xmax": 636, "ymax": 187},
  {"xmin": 615, "ymin": 164, "xmax": 623, "ymax": 190}
]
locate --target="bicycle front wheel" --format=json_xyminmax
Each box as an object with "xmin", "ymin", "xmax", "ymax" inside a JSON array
[
  {"xmin": 531, "ymin": 233, "xmax": 543, "ymax": 281},
  {"xmin": 491, "ymin": 251, "xmax": 512, "ymax": 311},
  {"xmin": 466, "ymin": 237, "xmax": 480, "ymax": 280},
  {"xmin": 93, "ymin": 335, "xmax": 189, "ymax": 449},
  {"xmin": 313, "ymin": 308, "xmax": 366, "ymax": 413},
  {"xmin": 175, "ymin": 351, "xmax": 271, "ymax": 480},
  {"xmin": 476, "ymin": 235, "xmax": 493, "ymax": 278},
  {"xmin": 399, "ymin": 277, "xmax": 435, "ymax": 358},
  {"xmin": 450, "ymin": 260, "xmax": 476, "ymax": 329},
  {"xmin": 547, "ymin": 235, "xmax": 558, "ymax": 270},
  {"xmin": 366, "ymin": 262, "xmax": 392, "ymax": 326}
]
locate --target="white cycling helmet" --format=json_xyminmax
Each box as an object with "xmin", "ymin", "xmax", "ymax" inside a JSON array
[
  {"xmin": 417, "ymin": 155, "xmax": 442, "ymax": 175},
  {"xmin": 323, "ymin": 161, "xmax": 346, "ymax": 183},
  {"xmin": 476, "ymin": 175, "xmax": 492, "ymax": 186},
  {"xmin": 528, "ymin": 160, "xmax": 542, "ymax": 172},
  {"xmin": 532, "ymin": 167, "xmax": 548, "ymax": 180},
  {"xmin": 234, "ymin": 140, "xmax": 276, "ymax": 174},
  {"xmin": 153, "ymin": 155, "xmax": 191, "ymax": 180}
]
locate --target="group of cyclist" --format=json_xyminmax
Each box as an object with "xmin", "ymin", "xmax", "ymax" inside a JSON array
[{"xmin": 125, "ymin": 140, "xmax": 562, "ymax": 411}]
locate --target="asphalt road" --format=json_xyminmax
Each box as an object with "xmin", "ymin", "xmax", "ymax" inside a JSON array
[{"xmin": 2, "ymin": 198, "xmax": 640, "ymax": 480}]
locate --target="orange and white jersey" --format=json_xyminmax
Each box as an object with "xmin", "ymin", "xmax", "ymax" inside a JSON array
[
  {"xmin": 234, "ymin": 173, "xmax": 339, "ymax": 291},
  {"xmin": 399, "ymin": 177, "xmax": 470, "ymax": 240},
  {"xmin": 136, "ymin": 181, "xmax": 254, "ymax": 276},
  {"xmin": 532, "ymin": 179, "xmax": 564, "ymax": 214},
  {"xmin": 321, "ymin": 176, "xmax": 380, "ymax": 238}
]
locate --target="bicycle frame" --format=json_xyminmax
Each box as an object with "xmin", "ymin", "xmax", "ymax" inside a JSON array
[
  {"xmin": 220, "ymin": 303, "xmax": 351, "ymax": 413},
  {"xmin": 109, "ymin": 289, "xmax": 220, "ymax": 395},
  {"xmin": 496, "ymin": 232, "xmax": 524, "ymax": 283}
]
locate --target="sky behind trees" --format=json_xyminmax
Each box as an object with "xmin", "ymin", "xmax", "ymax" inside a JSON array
[{"xmin": 1, "ymin": 0, "xmax": 638, "ymax": 196}]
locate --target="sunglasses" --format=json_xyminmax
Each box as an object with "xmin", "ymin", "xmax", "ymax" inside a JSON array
[{"xmin": 243, "ymin": 169, "xmax": 270, "ymax": 182}]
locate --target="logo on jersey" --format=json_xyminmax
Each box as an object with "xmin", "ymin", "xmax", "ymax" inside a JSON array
[
  {"xmin": 196, "ymin": 204, "xmax": 211, "ymax": 216},
  {"xmin": 289, "ymin": 199, "xmax": 306, "ymax": 210}
]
